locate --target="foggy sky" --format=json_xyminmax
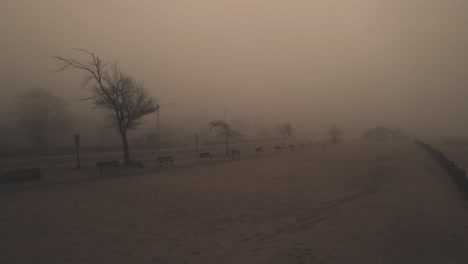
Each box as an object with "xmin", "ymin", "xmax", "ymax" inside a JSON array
[{"xmin": 1, "ymin": 0, "xmax": 467, "ymax": 141}]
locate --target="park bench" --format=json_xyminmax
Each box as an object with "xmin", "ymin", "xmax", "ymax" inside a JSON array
[
  {"xmin": 255, "ymin": 147, "xmax": 264, "ymax": 154},
  {"xmin": 299, "ymin": 143, "xmax": 305, "ymax": 148},
  {"xmin": 96, "ymin": 161, "xmax": 119, "ymax": 174},
  {"xmin": 230, "ymin": 150, "xmax": 240, "ymax": 157},
  {"xmin": 288, "ymin": 144, "xmax": 295, "ymax": 150},
  {"xmin": 274, "ymin": 146, "xmax": 282, "ymax": 152},
  {"xmin": 1, "ymin": 168, "xmax": 41, "ymax": 183},
  {"xmin": 157, "ymin": 156, "xmax": 174, "ymax": 166},
  {"xmin": 199, "ymin": 152, "xmax": 212, "ymax": 160}
]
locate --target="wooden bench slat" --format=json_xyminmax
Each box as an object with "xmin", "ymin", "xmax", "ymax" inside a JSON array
[
  {"xmin": 96, "ymin": 161, "xmax": 119, "ymax": 166},
  {"xmin": 199, "ymin": 152, "xmax": 212, "ymax": 160},
  {"xmin": 96, "ymin": 161, "xmax": 119, "ymax": 175},
  {"xmin": 157, "ymin": 156, "xmax": 174, "ymax": 166}
]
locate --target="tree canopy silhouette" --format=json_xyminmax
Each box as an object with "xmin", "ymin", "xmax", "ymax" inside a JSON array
[
  {"xmin": 208, "ymin": 120, "xmax": 242, "ymax": 156},
  {"xmin": 329, "ymin": 125, "xmax": 344, "ymax": 143},
  {"xmin": 277, "ymin": 123, "xmax": 292, "ymax": 148},
  {"xmin": 55, "ymin": 49, "xmax": 158, "ymax": 165},
  {"xmin": 15, "ymin": 88, "xmax": 71, "ymax": 145}
]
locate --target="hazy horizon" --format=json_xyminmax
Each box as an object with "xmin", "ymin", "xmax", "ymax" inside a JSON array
[{"xmin": 1, "ymin": 0, "xmax": 468, "ymax": 145}]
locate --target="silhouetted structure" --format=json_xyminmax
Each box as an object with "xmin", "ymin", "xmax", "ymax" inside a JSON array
[{"xmin": 363, "ymin": 127, "xmax": 399, "ymax": 142}]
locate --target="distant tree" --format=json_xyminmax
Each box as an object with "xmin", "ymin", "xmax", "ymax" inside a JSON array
[
  {"xmin": 55, "ymin": 49, "xmax": 158, "ymax": 165},
  {"xmin": 14, "ymin": 88, "xmax": 71, "ymax": 145},
  {"xmin": 208, "ymin": 120, "xmax": 242, "ymax": 156},
  {"xmin": 329, "ymin": 125, "xmax": 344, "ymax": 143},
  {"xmin": 277, "ymin": 123, "xmax": 292, "ymax": 148}
]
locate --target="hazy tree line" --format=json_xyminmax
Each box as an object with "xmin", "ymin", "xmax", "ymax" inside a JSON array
[
  {"xmin": 3, "ymin": 50, "xmax": 345, "ymax": 163},
  {"xmin": 14, "ymin": 88, "xmax": 71, "ymax": 146}
]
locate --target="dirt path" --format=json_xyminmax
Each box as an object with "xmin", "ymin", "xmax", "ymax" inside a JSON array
[{"xmin": 1, "ymin": 142, "xmax": 467, "ymax": 263}]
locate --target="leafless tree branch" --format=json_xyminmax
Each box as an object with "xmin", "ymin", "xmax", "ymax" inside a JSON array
[{"xmin": 54, "ymin": 49, "xmax": 158, "ymax": 164}]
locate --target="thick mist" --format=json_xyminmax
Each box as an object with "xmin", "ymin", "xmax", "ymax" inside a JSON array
[{"xmin": 1, "ymin": 0, "xmax": 467, "ymax": 147}]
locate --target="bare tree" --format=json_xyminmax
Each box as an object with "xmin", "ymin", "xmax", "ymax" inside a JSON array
[
  {"xmin": 208, "ymin": 120, "xmax": 242, "ymax": 156},
  {"xmin": 55, "ymin": 49, "xmax": 158, "ymax": 165},
  {"xmin": 329, "ymin": 125, "xmax": 343, "ymax": 143},
  {"xmin": 14, "ymin": 88, "xmax": 71, "ymax": 145},
  {"xmin": 277, "ymin": 123, "xmax": 292, "ymax": 148}
]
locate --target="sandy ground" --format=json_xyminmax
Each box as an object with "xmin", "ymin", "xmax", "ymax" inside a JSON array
[{"xmin": 1, "ymin": 142, "xmax": 468, "ymax": 264}]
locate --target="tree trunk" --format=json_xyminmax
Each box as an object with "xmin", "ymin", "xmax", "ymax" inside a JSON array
[{"xmin": 120, "ymin": 129, "xmax": 131, "ymax": 165}]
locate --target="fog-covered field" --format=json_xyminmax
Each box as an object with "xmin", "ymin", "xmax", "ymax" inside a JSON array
[
  {"xmin": 1, "ymin": 142, "xmax": 467, "ymax": 264},
  {"xmin": 1, "ymin": 1, "xmax": 468, "ymax": 263}
]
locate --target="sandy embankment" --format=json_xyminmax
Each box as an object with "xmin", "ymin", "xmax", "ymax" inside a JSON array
[
  {"xmin": 434, "ymin": 141, "xmax": 468, "ymax": 173},
  {"xmin": 1, "ymin": 142, "xmax": 468, "ymax": 263}
]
